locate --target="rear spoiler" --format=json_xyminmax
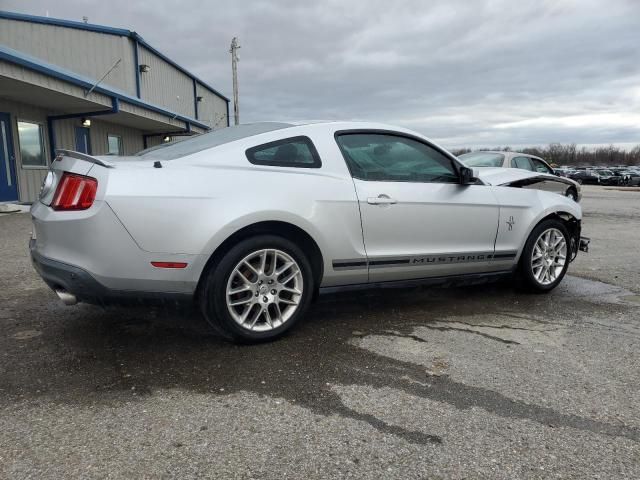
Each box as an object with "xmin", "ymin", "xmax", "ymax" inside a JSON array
[{"xmin": 55, "ymin": 149, "xmax": 114, "ymax": 168}]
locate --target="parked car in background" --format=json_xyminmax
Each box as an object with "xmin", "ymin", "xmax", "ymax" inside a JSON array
[
  {"xmin": 458, "ymin": 151, "xmax": 581, "ymax": 201},
  {"xmin": 593, "ymin": 169, "xmax": 621, "ymax": 186},
  {"xmin": 568, "ymin": 169, "xmax": 601, "ymax": 185},
  {"xmin": 30, "ymin": 121, "xmax": 589, "ymax": 342},
  {"xmin": 609, "ymin": 167, "xmax": 640, "ymax": 186},
  {"xmin": 554, "ymin": 167, "xmax": 577, "ymax": 178}
]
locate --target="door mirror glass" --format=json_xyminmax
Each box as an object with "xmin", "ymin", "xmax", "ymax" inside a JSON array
[{"xmin": 459, "ymin": 166, "xmax": 477, "ymax": 185}]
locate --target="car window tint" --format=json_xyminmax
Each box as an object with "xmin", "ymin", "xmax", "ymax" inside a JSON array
[
  {"xmin": 246, "ymin": 136, "xmax": 321, "ymax": 168},
  {"xmin": 511, "ymin": 156, "xmax": 534, "ymax": 171},
  {"xmin": 458, "ymin": 152, "xmax": 504, "ymax": 167},
  {"xmin": 336, "ymin": 133, "xmax": 458, "ymax": 183},
  {"xmin": 531, "ymin": 159, "xmax": 552, "ymax": 174}
]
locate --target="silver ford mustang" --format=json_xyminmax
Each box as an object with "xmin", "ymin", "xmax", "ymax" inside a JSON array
[{"xmin": 30, "ymin": 121, "xmax": 589, "ymax": 342}]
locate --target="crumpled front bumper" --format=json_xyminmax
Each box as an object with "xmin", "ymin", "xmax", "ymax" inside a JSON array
[{"xmin": 579, "ymin": 236, "xmax": 590, "ymax": 253}]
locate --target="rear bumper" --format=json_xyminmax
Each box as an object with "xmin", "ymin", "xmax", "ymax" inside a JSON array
[{"xmin": 30, "ymin": 239, "xmax": 193, "ymax": 306}]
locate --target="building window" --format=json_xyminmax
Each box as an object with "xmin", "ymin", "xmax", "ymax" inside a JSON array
[
  {"xmin": 107, "ymin": 134, "xmax": 123, "ymax": 155},
  {"xmin": 17, "ymin": 121, "xmax": 47, "ymax": 167}
]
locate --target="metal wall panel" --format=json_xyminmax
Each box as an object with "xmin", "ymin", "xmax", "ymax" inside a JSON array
[
  {"xmin": 118, "ymin": 102, "xmax": 187, "ymax": 130},
  {"xmin": 54, "ymin": 118, "xmax": 144, "ymax": 155},
  {"xmin": 138, "ymin": 45, "xmax": 195, "ymax": 118},
  {"xmin": 90, "ymin": 119, "xmax": 145, "ymax": 155},
  {"xmin": 0, "ymin": 60, "xmax": 114, "ymax": 108},
  {"xmin": 0, "ymin": 18, "xmax": 137, "ymax": 96},
  {"xmin": 195, "ymin": 83, "xmax": 228, "ymax": 129}
]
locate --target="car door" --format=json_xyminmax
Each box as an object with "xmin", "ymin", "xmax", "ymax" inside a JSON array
[{"xmin": 335, "ymin": 131, "xmax": 502, "ymax": 283}]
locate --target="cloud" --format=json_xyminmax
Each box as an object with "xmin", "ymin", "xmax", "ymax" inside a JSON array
[{"xmin": 4, "ymin": 0, "xmax": 640, "ymax": 149}]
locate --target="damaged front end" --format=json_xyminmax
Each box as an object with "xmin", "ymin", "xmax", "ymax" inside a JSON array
[
  {"xmin": 473, "ymin": 168, "xmax": 590, "ymax": 261},
  {"xmin": 560, "ymin": 214, "xmax": 590, "ymax": 261}
]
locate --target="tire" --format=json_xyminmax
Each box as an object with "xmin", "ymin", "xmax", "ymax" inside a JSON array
[
  {"xmin": 199, "ymin": 235, "xmax": 315, "ymax": 343},
  {"xmin": 516, "ymin": 219, "xmax": 571, "ymax": 293}
]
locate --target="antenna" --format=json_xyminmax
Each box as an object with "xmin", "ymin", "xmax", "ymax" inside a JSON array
[{"xmin": 229, "ymin": 37, "xmax": 240, "ymax": 126}]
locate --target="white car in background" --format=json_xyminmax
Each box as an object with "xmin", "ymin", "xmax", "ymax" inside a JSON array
[
  {"xmin": 459, "ymin": 151, "xmax": 582, "ymax": 202},
  {"xmin": 30, "ymin": 122, "xmax": 589, "ymax": 343}
]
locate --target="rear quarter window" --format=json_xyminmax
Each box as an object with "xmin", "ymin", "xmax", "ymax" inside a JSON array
[{"xmin": 246, "ymin": 136, "xmax": 321, "ymax": 168}]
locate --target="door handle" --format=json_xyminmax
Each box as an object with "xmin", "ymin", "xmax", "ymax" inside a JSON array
[{"xmin": 367, "ymin": 194, "xmax": 397, "ymax": 205}]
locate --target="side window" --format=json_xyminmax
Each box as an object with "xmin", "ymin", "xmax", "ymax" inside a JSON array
[
  {"xmin": 511, "ymin": 156, "xmax": 534, "ymax": 171},
  {"xmin": 335, "ymin": 133, "xmax": 458, "ymax": 183},
  {"xmin": 531, "ymin": 159, "xmax": 553, "ymax": 174},
  {"xmin": 246, "ymin": 136, "xmax": 321, "ymax": 168}
]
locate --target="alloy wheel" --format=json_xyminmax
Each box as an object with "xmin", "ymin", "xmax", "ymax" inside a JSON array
[
  {"xmin": 226, "ymin": 249, "xmax": 303, "ymax": 332},
  {"xmin": 531, "ymin": 228, "xmax": 567, "ymax": 285}
]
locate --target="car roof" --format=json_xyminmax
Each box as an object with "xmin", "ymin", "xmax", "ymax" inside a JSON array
[
  {"xmin": 463, "ymin": 151, "xmax": 546, "ymax": 163},
  {"xmin": 137, "ymin": 120, "xmax": 454, "ymax": 161}
]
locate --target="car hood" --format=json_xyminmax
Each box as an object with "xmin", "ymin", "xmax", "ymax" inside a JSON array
[{"xmin": 475, "ymin": 167, "xmax": 565, "ymax": 186}]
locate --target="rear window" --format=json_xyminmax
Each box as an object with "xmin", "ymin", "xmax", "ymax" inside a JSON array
[
  {"xmin": 246, "ymin": 136, "xmax": 321, "ymax": 168},
  {"xmin": 458, "ymin": 152, "xmax": 504, "ymax": 167},
  {"xmin": 136, "ymin": 122, "xmax": 293, "ymax": 160}
]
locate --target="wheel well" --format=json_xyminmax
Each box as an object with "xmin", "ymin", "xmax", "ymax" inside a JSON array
[
  {"xmin": 538, "ymin": 211, "xmax": 580, "ymax": 257},
  {"xmin": 196, "ymin": 221, "xmax": 324, "ymax": 298}
]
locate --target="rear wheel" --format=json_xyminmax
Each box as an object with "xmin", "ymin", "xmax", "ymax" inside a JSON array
[
  {"xmin": 200, "ymin": 235, "xmax": 314, "ymax": 343},
  {"xmin": 516, "ymin": 219, "xmax": 571, "ymax": 293}
]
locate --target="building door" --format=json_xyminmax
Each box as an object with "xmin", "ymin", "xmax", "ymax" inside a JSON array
[
  {"xmin": 74, "ymin": 126, "xmax": 91, "ymax": 154},
  {"xmin": 0, "ymin": 112, "xmax": 19, "ymax": 202}
]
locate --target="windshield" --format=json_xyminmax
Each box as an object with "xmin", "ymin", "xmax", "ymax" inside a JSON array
[
  {"xmin": 136, "ymin": 122, "xmax": 293, "ymax": 160},
  {"xmin": 458, "ymin": 152, "xmax": 505, "ymax": 167}
]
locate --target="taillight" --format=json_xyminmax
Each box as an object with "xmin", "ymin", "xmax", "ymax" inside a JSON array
[{"xmin": 51, "ymin": 173, "xmax": 98, "ymax": 211}]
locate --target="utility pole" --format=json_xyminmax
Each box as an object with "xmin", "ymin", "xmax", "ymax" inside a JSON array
[{"xmin": 230, "ymin": 37, "xmax": 240, "ymax": 126}]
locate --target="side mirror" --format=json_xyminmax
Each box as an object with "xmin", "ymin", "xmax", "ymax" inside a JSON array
[{"xmin": 459, "ymin": 166, "xmax": 478, "ymax": 185}]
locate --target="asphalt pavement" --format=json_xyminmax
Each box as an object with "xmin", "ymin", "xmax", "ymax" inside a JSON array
[{"xmin": 1, "ymin": 185, "xmax": 638, "ymax": 479}]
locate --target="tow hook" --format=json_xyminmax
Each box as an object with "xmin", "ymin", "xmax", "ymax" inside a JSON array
[{"xmin": 579, "ymin": 236, "xmax": 590, "ymax": 253}]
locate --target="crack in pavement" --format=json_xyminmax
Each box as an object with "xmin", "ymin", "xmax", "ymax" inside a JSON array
[{"xmin": 419, "ymin": 325, "xmax": 521, "ymax": 345}]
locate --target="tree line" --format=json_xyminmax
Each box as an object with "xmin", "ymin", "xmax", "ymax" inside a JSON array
[{"xmin": 450, "ymin": 144, "xmax": 640, "ymax": 167}]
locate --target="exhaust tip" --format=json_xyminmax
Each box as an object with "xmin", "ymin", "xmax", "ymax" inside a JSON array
[{"xmin": 55, "ymin": 289, "xmax": 78, "ymax": 306}]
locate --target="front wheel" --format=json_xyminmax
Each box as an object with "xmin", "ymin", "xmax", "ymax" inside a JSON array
[
  {"xmin": 200, "ymin": 235, "xmax": 314, "ymax": 343},
  {"xmin": 516, "ymin": 219, "xmax": 571, "ymax": 293}
]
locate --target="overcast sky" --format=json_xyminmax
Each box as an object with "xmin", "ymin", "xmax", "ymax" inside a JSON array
[{"xmin": 3, "ymin": 0, "xmax": 639, "ymax": 149}]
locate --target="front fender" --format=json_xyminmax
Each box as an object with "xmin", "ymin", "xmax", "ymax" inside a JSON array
[{"xmin": 493, "ymin": 187, "xmax": 582, "ymax": 264}]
